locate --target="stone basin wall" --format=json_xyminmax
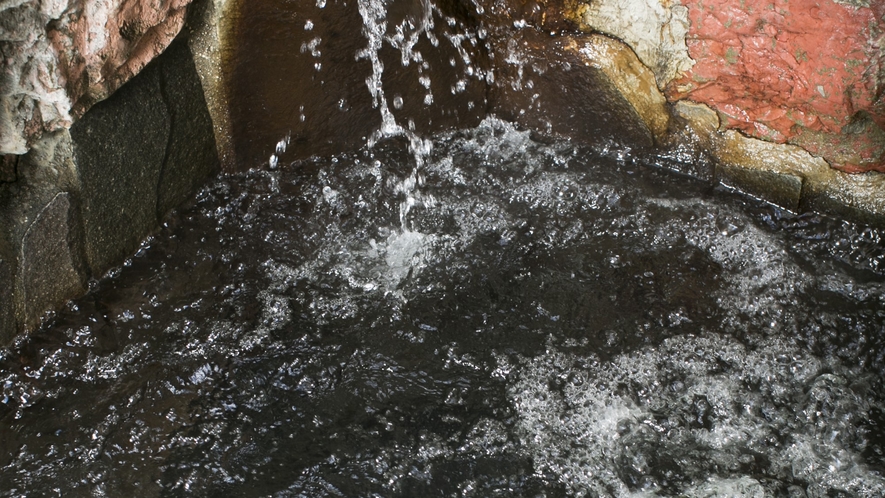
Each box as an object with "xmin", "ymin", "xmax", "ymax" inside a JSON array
[
  {"xmin": 1, "ymin": 0, "xmax": 192, "ymax": 155},
  {"xmin": 0, "ymin": 0, "xmax": 883, "ymax": 343},
  {"xmin": 0, "ymin": 0, "xmax": 232, "ymax": 344}
]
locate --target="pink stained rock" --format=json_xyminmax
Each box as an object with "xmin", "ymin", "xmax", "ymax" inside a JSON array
[
  {"xmin": 666, "ymin": 0, "xmax": 885, "ymax": 172},
  {"xmin": 48, "ymin": 0, "xmax": 191, "ymax": 117}
]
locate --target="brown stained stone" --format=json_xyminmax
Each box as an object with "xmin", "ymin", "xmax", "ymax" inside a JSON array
[
  {"xmin": 563, "ymin": 35, "xmax": 670, "ymax": 144},
  {"xmin": 490, "ymin": 30, "xmax": 655, "ymax": 149},
  {"xmin": 18, "ymin": 192, "xmax": 85, "ymax": 330},
  {"xmin": 227, "ymin": 0, "xmax": 487, "ymax": 170},
  {"xmin": 186, "ymin": 0, "xmax": 241, "ymax": 172},
  {"xmin": 673, "ymin": 104, "xmax": 885, "ymax": 223}
]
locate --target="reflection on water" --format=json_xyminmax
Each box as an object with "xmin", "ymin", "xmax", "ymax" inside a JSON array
[{"xmin": 2, "ymin": 118, "xmax": 885, "ymax": 496}]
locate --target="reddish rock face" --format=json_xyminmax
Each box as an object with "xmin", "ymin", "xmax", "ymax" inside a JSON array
[
  {"xmin": 667, "ymin": 0, "xmax": 885, "ymax": 172},
  {"xmin": 48, "ymin": 0, "xmax": 191, "ymax": 117}
]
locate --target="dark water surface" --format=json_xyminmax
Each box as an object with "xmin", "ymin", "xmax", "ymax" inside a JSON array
[{"xmin": 3, "ymin": 119, "xmax": 885, "ymax": 496}]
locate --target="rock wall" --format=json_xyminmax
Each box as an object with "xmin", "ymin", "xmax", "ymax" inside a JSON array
[
  {"xmin": 0, "ymin": 39, "xmax": 219, "ymax": 345},
  {"xmin": 0, "ymin": 0, "xmax": 192, "ymax": 155},
  {"xmin": 567, "ymin": 0, "xmax": 885, "ymax": 173},
  {"xmin": 1, "ymin": 0, "xmax": 883, "ymax": 345},
  {"xmin": 480, "ymin": 0, "xmax": 885, "ymax": 220}
]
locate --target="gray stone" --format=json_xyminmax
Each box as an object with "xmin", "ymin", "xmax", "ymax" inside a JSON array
[
  {"xmin": 0, "ymin": 155, "xmax": 16, "ymax": 183},
  {"xmin": 18, "ymin": 192, "xmax": 85, "ymax": 330},
  {"xmin": 0, "ymin": 255, "xmax": 13, "ymax": 345},
  {"xmin": 156, "ymin": 39, "xmax": 221, "ymax": 218},
  {"xmin": 716, "ymin": 163, "xmax": 803, "ymax": 212},
  {"xmin": 0, "ymin": 130, "xmax": 83, "ymax": 344},
  {"xmin": 70, "ymin": 56, "xmax": 170, "ymax": 275}
]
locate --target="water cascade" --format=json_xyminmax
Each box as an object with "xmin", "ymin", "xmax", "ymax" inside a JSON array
[{"xmin": 2, "ymin": 0, "xmax": 885, "ymax": 496}]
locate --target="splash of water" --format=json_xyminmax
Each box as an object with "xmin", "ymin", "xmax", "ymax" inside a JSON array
[{"xmin": 356, "ymin": 0, "xmax": 437, "ymax": 231}]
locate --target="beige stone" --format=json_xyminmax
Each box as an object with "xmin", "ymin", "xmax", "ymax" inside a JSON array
[
  {"xmin": 675, "ymin": 101, "xmax": 885, "ymax": 221},
  {"xmin": 567, "ymin": 0, "xmax": 693, "ymax": 89}
]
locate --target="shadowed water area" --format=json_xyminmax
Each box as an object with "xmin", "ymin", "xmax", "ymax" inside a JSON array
[{"xmin": 3, "ymin": 119, "xmax": 885, "ymax": 496}]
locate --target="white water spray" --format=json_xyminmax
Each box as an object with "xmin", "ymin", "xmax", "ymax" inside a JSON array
[{"xmin": 356, "ymin": 0, "xmax": 438, "ymax": 231}]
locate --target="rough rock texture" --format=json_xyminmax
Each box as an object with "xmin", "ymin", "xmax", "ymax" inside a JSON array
[
  {"xmin": 568, "ymin": 0, "xmax": 694, "ymax": 88},
  {"xmin": 565, "ymin": 35, "xmax": 670, "ymax": 143},
  {"xmin": 0, "ymin": 38, "xmax": 219, "ymax": 345},
  {"xmin": 0, "ymin": 0, "xmax": 193, "ymax": 155},
  {"xmin": 1, "ymin": 155, "xmax": 18, "ymax": 183},
  {"xmin": 0, "ymin": 129, "xmax": 83, "ymax": 340},
  {"xmin": 567, "ymin": 0, "xmax": 885, "ymax": 173},
  {"xmin": 70, "ymin": 38, "xmax": 219, "ymax": 274},
  {"xmin": 19, "ymin": 192, "xmax": 85, "ymax": 329},
  {"xmin": 668, "ymin": 97, "xmax": 885, "ymax": 222},
  {"xmin": 0, "ymin": 255, "xmax": 11, "ymax": 344},
  {"xmin": 70, "ymin": 54, "xmax": 170, "ymax": 274},
  {"xmin": 668, "ymin": 0, "xmax": 885, "ymax": 173}
]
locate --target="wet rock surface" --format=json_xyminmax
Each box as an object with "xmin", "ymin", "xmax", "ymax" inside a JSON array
[
  {"xmin": 566, "ymin": 0, "xmax": 885, "ymax": 172},
  {"xmin": 489, "ymin": 30, "xmax": 657, "ymax": 149},
  {"xmin": 69, "ymin": 37, "xmax": 220, "ymax": 290},
  {"xmin": 71, "ymin": 52, "xmax": 171, "ymax": 274},
  {"xmin": 0, "ymin": 258, "xmax": 12, "ymax": 347},
  {"xmin": 227, "ymin": 0, "xmax": 489, "ymax": 169},
  {"xmin": 677, "ymin": 0, "xmax": 884, "ymax": 173},
  {"xmin": 156, "ymin": 40, "xmax": 221, "ymax": 219},
  {"xmin": 0, "ymin": 156, "xmax": 17, "ymax": 184}
]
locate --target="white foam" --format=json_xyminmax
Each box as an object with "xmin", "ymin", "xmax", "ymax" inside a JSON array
[{"xmin": 505, "ymin": 334, "xmax": 885, "ymax": 496}]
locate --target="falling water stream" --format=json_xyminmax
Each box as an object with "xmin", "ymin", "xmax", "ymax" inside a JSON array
[{"xmin": 4, "ymin": 0, "xmax": 885, "ymax": 496}]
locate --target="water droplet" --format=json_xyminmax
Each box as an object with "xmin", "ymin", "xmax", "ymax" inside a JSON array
[{"xmin": 393, "ymin": 95, "xmax": 403, "ymax": 109}]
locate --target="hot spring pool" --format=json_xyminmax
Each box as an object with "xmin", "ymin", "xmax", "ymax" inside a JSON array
[{"xmin": 2, "ymin": 119, "xmax": 885, "ymax": 496}]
